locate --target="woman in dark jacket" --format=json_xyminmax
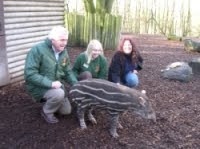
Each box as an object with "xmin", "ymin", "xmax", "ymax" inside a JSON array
[{"xmin": 108, "ymin": 37, "xmax": 143, "ymax": 87}]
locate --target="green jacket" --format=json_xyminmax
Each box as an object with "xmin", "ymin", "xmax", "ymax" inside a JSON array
[
  {"xmin": 24, "ymin": 38, "xmax": 77, "ymax": 102},
  {"xmin": 72, "ymin": 52, "xmax": 108, "ymax": 79}
]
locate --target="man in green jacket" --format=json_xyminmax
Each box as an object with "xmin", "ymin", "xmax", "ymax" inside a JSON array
[
  {"xmin": 24, "ymin": 26, "xmax": 78, "ymax": 123},
  {"xmin": 73, "ymin": 39, "xmax": 108, "ymax": 80}
]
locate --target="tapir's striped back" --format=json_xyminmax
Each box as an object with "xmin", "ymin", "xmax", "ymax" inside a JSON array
[
  {"xmin": 69, "ymin": 79, "xmax": 156, "ymax": 138},
  {"xmin": 69, "ymin": 79, "xmax": 144, "ymax": 112}
]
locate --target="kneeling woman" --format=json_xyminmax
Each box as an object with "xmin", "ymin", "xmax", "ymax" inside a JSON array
[
  {"xmin": 108, "ymin": 37, "xmax": 143, "ymax": 87},
  {"xmin": 73, "ymin": 39, "xmax": 108, "ymax": 80}
]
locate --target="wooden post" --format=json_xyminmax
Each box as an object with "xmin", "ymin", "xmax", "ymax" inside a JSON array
[{"xmin": 0, "ymin": 0, "xmax": 10, "ymax": 86}]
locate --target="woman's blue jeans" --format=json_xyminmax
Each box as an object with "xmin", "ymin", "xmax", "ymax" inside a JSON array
[{"xmin": 125, "ymin": 72, "xmax": 139, "ymax": 87}]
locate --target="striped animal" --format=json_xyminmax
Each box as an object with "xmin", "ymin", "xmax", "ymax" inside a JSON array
[{"xmin": 69, "ymin": 79, "xmax": 156, "ymax": 138}]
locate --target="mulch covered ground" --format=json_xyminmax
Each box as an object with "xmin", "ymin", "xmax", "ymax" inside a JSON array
[{"xmin": 0, "ymin": 34, "xmax": 200, "ymax": 149}]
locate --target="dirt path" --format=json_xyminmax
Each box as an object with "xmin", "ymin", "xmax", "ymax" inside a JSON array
[{"xmin": 1, "ymin": 35, "xmax": 200, "ymax": 149}]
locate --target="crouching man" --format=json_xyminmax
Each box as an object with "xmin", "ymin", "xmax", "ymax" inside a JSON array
[{"xmin": 24, "ymin": 26, "xmax": 77, "ymax": 123}]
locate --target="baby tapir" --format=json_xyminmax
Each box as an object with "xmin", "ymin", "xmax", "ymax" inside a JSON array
[{"xmin": 69, "ymin": 79, "xmax": 156, "ymax": 138}]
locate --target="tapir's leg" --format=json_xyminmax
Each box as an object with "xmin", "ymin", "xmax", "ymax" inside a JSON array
[
  {"xmin": 88, "ymin": 108, "xmax": 97, "ymax": 125},
  {"xmin": 109, "ymin": 112, "xmax": 120, "ymax": 138},
  {"xmin": 117, "ymin": 122, "xmax": 123, "ymax": 129},
  {"xmin": 77, "ymin": 106, "xmax": 87, "ymax": 129}
]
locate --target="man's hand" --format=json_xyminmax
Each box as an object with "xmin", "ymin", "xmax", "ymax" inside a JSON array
[{"xmin": 52, "ymin": 81, "xmax": 62, "ymax": 89}]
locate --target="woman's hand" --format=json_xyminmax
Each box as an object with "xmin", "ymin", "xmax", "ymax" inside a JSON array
[{"xmin": 133, "ymin": 70, "xmax": 138, "ymax": 74}]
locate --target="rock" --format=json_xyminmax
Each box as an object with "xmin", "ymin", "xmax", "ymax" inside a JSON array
[
  {"xmin": 184, "ymin": 39, "xmax": 200, "ymax": 52},
  {"xmin": 189, "ymin": 57, "xmax": 200, "ymax": 75},
  {"xmin": 161, "ymin": 62, "xmax": 193, "ymax": 82}
]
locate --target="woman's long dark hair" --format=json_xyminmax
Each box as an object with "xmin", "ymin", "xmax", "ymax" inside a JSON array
[{"xmin": 118, "ymin": 37, "xmax": 141, "ymax": 64}]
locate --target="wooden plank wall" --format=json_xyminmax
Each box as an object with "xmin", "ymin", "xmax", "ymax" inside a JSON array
[{"xmin": 3, "ymin": 0, "xmax": 65, "ymax": 85}]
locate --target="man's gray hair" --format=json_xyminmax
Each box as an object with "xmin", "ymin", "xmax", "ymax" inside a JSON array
[{"xmin": 48, "ymin": 26, "xmax": 69, "ymax": 40}]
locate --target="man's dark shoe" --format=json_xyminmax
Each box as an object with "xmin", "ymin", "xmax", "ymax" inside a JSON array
[{"xmin": 41, "ymin": 110, "xmax": 59, "ymax": 124}]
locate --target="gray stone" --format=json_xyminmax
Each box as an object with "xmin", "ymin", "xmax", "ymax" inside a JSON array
[
  {"xmin": 189, "ymin": 57, "xmax": 200, "ymax": 75},
  {"xmin": 184, "ymin": 39, "xmax": 200, "ymax": 52},
  {"xmin": 161, "ymin": 62, "xmax": 193, "ymax": 82}
]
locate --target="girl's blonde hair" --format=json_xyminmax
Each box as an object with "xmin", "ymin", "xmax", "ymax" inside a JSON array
[{"xmin": 85, "ymin": 39, "xmax": 104, "ymax": 64}]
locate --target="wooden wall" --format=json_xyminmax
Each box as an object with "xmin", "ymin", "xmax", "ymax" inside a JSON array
[{"xmin": 1, "ymin": 0, "xmax": 65, "ymax": 86}]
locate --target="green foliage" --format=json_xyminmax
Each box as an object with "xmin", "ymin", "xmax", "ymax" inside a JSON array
[
  {"xmin": 65, "ymin": 0, "xmax": 121, "ymax": 50},
  {"xmin": 167, "ymin": 34, "xmax": 182, "ymax": 41},
  {"xmin": 83, "ymin": 0, "xmax": 95, "ymax": 13},
  {"xmin": 65, "ymin": 12, "xmax": 122, "ymax": 50},
  {"xmin": 95, "ymin": 0, "xmax": 115, "ymax": 14}
]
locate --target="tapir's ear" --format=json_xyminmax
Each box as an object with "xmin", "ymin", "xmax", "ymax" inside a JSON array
[
  {"xmin": 141, "ymin": 90, "xmax": 146, "ymax": 94},
  {"xmin": 139, "ymin": 97, "xmax": 146, "ymax": 106}
]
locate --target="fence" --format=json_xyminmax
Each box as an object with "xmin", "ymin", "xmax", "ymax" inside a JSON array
[{"xmin": 65, "ymin": 12, "xmax": 122, "ymax": 50}]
